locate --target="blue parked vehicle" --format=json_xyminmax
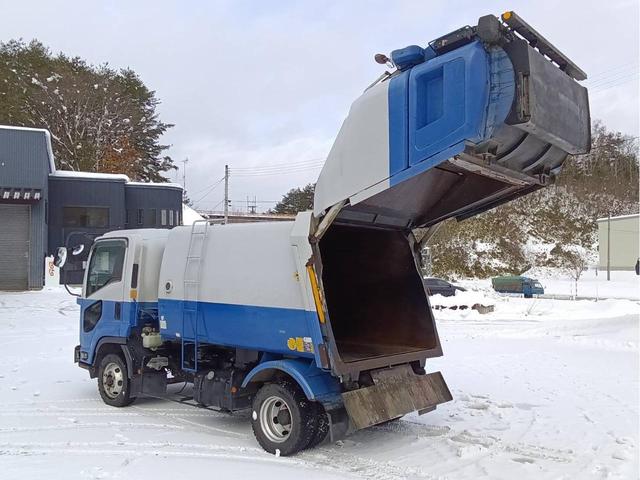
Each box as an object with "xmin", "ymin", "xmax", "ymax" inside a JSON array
[{"xmin": 492, "ymin": 276, "xmax": 544, "ymax": 298}]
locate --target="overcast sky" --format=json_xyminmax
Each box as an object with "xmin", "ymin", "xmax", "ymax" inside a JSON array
[{"xmin": 1, "ymin": 0, "xmax": 638, "ymax": 211}]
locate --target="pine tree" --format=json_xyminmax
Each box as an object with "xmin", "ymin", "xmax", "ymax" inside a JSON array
[
  {"xmin": 0, "ymin": 39, "xmax": 175, "ymax": 181},
  {"xmin": 271, "ymin": 183, "xmax": 315, "ymax": 214}
]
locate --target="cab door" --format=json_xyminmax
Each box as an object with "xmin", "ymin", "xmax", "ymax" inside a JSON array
[{"xmin": 79, "ymin": 238, "xmax": 128, "ymax": 365}]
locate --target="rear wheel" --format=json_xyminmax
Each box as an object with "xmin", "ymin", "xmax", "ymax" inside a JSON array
[
  {"xmin": 251, "ymin": 381, "xmax": 315, "ymax": 455},
  {"xmin": 306, "ymin": 402, "xmax": 330, "ymax": 449},
  {"xmin": 97, "ymin": 353, "xmax": 135, "ymax": 407}
]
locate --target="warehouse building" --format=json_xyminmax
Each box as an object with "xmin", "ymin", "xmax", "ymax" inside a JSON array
[
  {"xmin": 597, "ymin": 213, "xmax": 640, "ymax": 272},
  {"xmin": 0, "ymin": 125, "xmax": 182, "ymax": 290}
]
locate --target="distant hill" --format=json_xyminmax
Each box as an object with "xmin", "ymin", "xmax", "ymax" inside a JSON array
[{"xmin": 428, "ymin": 122, "xmax": 639, "ymax": 279}]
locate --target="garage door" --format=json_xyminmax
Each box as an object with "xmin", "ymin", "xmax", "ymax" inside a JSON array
[{"xmin": 0, "ymin": 204, "xmax": 30, "ymax": 290}]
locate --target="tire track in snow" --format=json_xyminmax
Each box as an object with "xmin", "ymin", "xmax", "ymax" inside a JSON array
[
  {"xmin": 130, "ymin": 404, "xmax": 249, "ymax": 438},
  {"xmin": 300, "ymin": 447, "xmax": 438, "ymax": 480},
  {"xmin": 0, "ymin": 422, "xmax": 187, "ymax": 434},
  {"xmin": 0, "ymin": 440, "xmax": 437, "ymax": 480}
]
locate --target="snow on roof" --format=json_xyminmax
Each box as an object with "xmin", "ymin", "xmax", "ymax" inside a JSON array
[
  {"xmin": 0, "ymin": 124, "xmax": 56, "ymax": 174},
  {"xmin": 182, "ymin": 204, "xmax": 205, "ymax": 225},
  {"xmin": 127, "ymin": 181, "xmax": 183, "ymax": 189},
  {"xmin": 0, "ymin": 124, "xmax": 50, "ymax": 133},
  {"xmin": 596, "ymin": 213, "xmax": 639, "ymax": 222},
  {"xmin": 50, "ymin": 170, "xmax": 130, "ymax": 181}
]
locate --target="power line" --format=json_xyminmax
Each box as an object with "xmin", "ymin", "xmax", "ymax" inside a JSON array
[
  {"xmin": 587, "ymin": 63, "xmax": 639, "ymax": 82},
  {"xmin": 588, "ymin": 70, "xmax": 639, "ymax": 89},
  {"xmin": 190, "ymin": 176, "xmax": 225, "ymax": 196},
  {"xmin": 589, "ymin": 72, "xmax": 639, "ymax": 93},
  {"xmin": 231, "ymin": 158, "xmax": 325, "ymax": 173},
  {"xmin": 191, "ymin": 176, "xmax": 226, "ymax": 203},
  {"xmin": 232, "ymin": 164, "xmax": 324, "ymax": 177}
]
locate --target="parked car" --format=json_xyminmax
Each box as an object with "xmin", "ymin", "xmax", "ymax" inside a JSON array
[
  {"xmin": 491, "ymin": 275, "xmax": 544, "ymax": 298},
  {"xmin": 424, "ymin": 278, "xmax": 466, "ymax": 297}
]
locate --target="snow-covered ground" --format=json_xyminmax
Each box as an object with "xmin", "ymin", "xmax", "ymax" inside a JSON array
[
  {"xmin": 456, "ymin": 270, "xmax": 639, "ymax": 301},
  {"xmin": 538, "ymin": 270, "xmax": 639, "ymax": 300},
  {"xmin": 0, "ymin": 288, "xmax": 638, "ymax": 479}
]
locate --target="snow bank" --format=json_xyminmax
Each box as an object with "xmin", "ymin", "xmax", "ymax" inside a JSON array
[{"xmin": 182, "ymin": 204, "xmax": 204, "ymax": 225}]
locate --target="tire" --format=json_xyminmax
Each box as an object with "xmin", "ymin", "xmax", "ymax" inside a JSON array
[
  {"xmin": 251, "ymin": 381, "xmax": 315, "ymax": 455},
  {"xmin": 306, "ymin": 402, "xmax": 329, "ymax": 449},
  {"xmin": 97, "ymin": 353, "xmax": 135, "ymax": 407}
]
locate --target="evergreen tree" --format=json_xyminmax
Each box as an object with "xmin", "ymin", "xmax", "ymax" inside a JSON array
[
  {"xmin": 0, "ymin": 39, "xmax": 175, "ymax": 181},
  {"xmin": 272, "ymin": 183, "xmax": 315, "ymax": 214}
]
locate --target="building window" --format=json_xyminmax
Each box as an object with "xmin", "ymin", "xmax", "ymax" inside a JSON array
[
  {"xmin": 161, "ymin": 209, "xmax": 167, "ymax": 226},
  {"xmin": 176, "ymin": 210, "xmax": 180, "ymax": 225},
  {"xmin": 63, "ymin": 207, "xmax": 109, "ymax": 228},
  {"xmin": 137, "ymin": 209, "xmax": 144, "ymax": 225},
  {"xmin": 169, "ymin": 209, "xmax": 174, "ymax": 226},
  {"xmin": 125, "ymin": 209, "xmax": 130, "ymax": 226},
  {"xmin": 149, "ymin": 209, "xmax": 157, "ymax": 226}
]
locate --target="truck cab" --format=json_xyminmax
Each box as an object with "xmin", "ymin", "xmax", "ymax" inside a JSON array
[{"xmin": 75, "ymin": 230, "xmax": 169, "ymax": 401}]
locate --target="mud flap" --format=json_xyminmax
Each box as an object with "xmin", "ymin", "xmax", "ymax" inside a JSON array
[{"xmin": 341, "ymin": 367, "xmax": 452, "ymax": 430}]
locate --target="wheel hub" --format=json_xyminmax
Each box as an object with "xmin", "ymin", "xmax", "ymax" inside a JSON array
[
  {"xmin": 102, "ymin": 362, "xmax": 124, "ymax": 399},
  {"xmin": 259, "ymin": 395, "xmax": 293, "ymax": 443}
]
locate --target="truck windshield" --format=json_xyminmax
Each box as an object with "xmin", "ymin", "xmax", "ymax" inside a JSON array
[{"xmin": 86, "ymin": 240, "xmax": 126, "ymax": 297}]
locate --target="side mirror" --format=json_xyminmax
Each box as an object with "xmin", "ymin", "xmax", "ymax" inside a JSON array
[
  {"xmin": 71, "ymin": 244, "xmax": 85, "ymax": 256},
  {"xmin": 54, "ymin": 246, "xmax": 67, "ymax": 268}
]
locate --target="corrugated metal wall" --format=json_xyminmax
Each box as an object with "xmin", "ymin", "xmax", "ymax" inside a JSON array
[
  {"xmin": 0, "ymin": 128, "xmax": 51, "ymax": 289},
  {"xmin": 0, "ymin": 204, "xmax": 30, "ymax": 290},
  {"xmin": 125, "ymin": 184, "xmax": 183, "ymax": 227}
]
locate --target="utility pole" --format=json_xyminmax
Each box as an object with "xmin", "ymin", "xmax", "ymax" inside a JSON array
[
  {"xmin": 607, "ymin": 212, "xmax": 611, "ymax": 281},
  {"xmin": 181, "ymin": 158, "xmax": 189, "ymax": 202},
  {"xmin": 224, "ymin": 164, "xmax": 229, "ymax": 224}
]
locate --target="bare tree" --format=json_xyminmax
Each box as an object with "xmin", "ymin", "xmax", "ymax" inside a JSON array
[{"xmin": 562, "ymin": 246, "xmax": 596, "ymax": 299}]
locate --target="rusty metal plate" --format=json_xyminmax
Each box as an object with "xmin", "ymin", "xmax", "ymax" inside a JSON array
[{"xmin": 341, "ymin": 371, "xmax": 452, "ymax": 430}]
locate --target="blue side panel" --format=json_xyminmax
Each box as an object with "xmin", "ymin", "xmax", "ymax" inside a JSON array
[
  {"xmin": 390, "ymin": 141, "xmax": 465, "ymax": 187},
  {"xmin": 242, "ymin": 358, "xmax": 341, "ymax": 402},
  {"xmin": 387, "ymin": 40, "xmax": 496, "ymax": 186},
  {"xmin": 77, "ymin": 299, "xmax": 157, "ymax": 365},
  {"xmin": 408, "ymin": 40, "xmax": 490, "ymax": 166},
  {"xmin": 484, "ymin": 47, "xmax": 515, "ymax": 139},
  {"xmin": 388, "ymin": 70, "xmax": 410, "ymax": 176},
  {"xmin": 159, "ymin": 299, "xmax": 318, "ymax": 358}
]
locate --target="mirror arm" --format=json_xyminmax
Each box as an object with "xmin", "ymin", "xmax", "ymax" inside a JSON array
[{"xmin": 64, "ymin": 283, "xmax": 81, "ymax": 298}]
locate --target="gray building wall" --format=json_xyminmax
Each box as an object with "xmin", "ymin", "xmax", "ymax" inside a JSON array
[
  {"xmin": 0, "ymin": 127, "xmax": 52, "ymax": 289},
  {"xmin": 124, "ymin": 184, "xmax": 183, "ymax": 228},
  {"xmin": 48, "ymin": 176, "xmax": 127, "ymax": 253},
  {"xmin": 597, "ymin": 214, "xmax": 640, "ymax": 271},
  {"xmin": 1, "ymin": 125, "xmax": 184, "ymax": 289}
]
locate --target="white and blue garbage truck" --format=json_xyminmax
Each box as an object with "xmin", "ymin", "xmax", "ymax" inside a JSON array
[{"xmin": 70, "ymin": 12, "xmax": 590, "ymax": 455}]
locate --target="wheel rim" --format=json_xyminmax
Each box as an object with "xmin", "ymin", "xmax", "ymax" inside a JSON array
[
  {"xmin": 259, "ymin": 395, "xmax": 293, "ymax": 443},
  {"xmin": 102, "ymin": 362, "xmax": 124, "ymax": 399}
]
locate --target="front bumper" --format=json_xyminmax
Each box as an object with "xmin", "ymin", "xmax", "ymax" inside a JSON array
[
  {"xmin": 74, "ymin": 345, "xmax": 92, "ymax": 372},
  {"xmin": 341, "ymin": 366, "xmax": 452, "ymax": 430}
]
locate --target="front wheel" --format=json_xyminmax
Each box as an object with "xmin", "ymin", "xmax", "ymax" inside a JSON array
[
  {"xmin": 251, "ymin": 381, "xmax": 315, "ymax": 455},
  {"xmin": 97, "ymin": 353, "xmax": 135, "ymax": 407}
]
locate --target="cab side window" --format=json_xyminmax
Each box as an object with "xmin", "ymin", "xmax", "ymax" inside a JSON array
[{"xmin": 86, "ymin": 240, "xmax": 126, "ymax": 296}]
